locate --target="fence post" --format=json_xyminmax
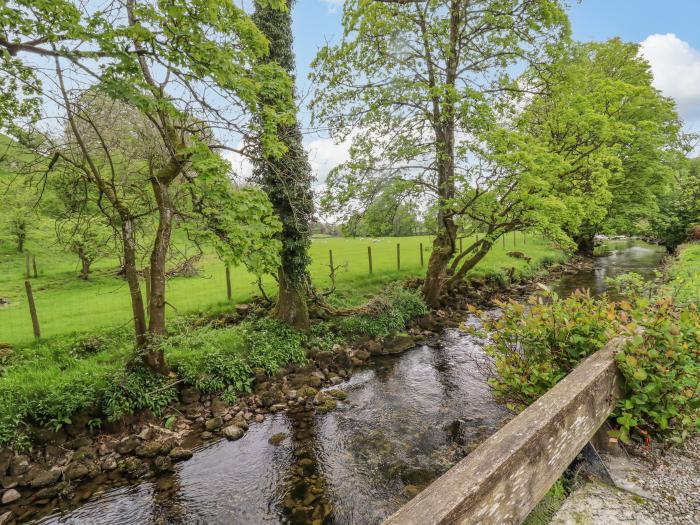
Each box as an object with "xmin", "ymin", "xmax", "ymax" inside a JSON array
[
  {"xmin": 420, "ymin": 242, "xmax": 424, "ymax": 267},
  {"xmin": 396, "ymin": 243, "xmax": 401, "ymax": 271},
  {"xmin": 144, "ymin": 266, "xmax": 151, "ymax": 318},
  {"xmin": 25, "ymin": 252, "xmax": 30, "ymax": 278},
  {"xmin": 32, "ymin": 256, "xmax": 38, "ymax": 278},
  {"xmin": 24, "ymin": 280, "xmax": 40, "ymax": 339},
  {"xmin": 368, "ymin": 246, "xmax": 373, "ymax": 274},
  {"xmin": 225, "ymin": 264, "xmax": 232, "ymax": 301}
]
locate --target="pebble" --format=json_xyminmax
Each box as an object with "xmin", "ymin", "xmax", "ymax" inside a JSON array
[{"xmin": 1, "ymin": 489, "xmax": 20, "ymax": 504}]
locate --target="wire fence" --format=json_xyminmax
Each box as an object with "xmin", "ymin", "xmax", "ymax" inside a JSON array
[{"xmin": 1, "ymin": 233, "xmax": 539, "ymax": 345}]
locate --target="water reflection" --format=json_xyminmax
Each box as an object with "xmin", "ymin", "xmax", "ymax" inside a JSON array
[{"xmin": 552, "ymin": 240, "xmax": 666, "ymax": 299}]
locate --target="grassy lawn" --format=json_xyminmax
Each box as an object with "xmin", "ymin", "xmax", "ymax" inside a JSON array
[
  {"xmin": 668, "ymin": 242, "xmax": 700, "ymax": 305},
  {"xmin": 0, "ymin": 233, "xmax": 562, "ymax": 346}
]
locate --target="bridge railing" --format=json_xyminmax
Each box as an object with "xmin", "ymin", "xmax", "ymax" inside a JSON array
[{"xmin": 383, "ymin": 338, "xmax": 624, "ymax": 525}]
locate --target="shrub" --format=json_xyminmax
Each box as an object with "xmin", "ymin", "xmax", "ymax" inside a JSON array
[
  {"xmin": 335, "ymin": 284, "xmax": 427, "ymax": 338},
  {"xmin": 472, "ymin": 285, "xmax": 700, "ymax": 443}
]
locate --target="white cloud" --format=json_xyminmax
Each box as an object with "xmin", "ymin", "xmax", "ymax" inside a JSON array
[
  {"xmin": 306, "ymin": 135, "xmax": 351, "ymax": 187},
  {"xmin": 640, "ymin": 33, "xmax": 700, "ymax": 127},
  {"xmin": 319, "ymin": 0, "xmax": 343, "ymax": 14},
  {"xmin": 221, "ymin": 134, "xmax": 352, "ymax": 189}
]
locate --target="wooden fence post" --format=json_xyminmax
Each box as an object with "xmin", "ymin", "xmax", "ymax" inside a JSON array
[
  {"xmin": 24, "ymin": 280, "xmax": 40, "ymax": 339},
  {"xmin": 32, "ymin": 256, "xmax": 38, "ymax": 278},
  {"xmin": 25, "ymin": 252, "xmax": 30, "ymax": 278},
  {"xmin": 225, "ymin": 265, "xmax": 232, "ymax": 301},
  {"xmin": 420, "ymin": 242, "xmax": 424, "ymax": 267},
  {"xmin": 396, "ymin": 243, "xmax": 401, "ymax": 271},
  {"xmin": 368, "ymin": 246, "xmax": 373, "ymax": 274}
]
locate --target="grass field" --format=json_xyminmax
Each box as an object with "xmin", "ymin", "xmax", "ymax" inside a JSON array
[
  {"xmin": 668, "ymin": 242, "xmax": 700, "ymax": 305},
  {"xmin": 0, "ymin": 233, "xmax": 562, "ymax": 345}
]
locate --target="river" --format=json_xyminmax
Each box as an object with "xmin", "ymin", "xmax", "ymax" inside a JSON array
[{"xmin": 30, "ymin": 239, "xmax": 666, "ymax": 525}]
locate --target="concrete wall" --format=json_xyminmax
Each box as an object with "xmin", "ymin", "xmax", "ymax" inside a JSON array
[{"xmin": 383, "ymin": 339, "xmax": 624, "ymax": 525}]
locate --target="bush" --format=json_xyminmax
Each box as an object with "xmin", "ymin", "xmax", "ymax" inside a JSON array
[
  {"xmin": 335, "ymin": 284, "xmax": 427, "ymax": 338},
  {"xmin": 472, "ymin": 284, "xmax": 700, "ymax": 443}
]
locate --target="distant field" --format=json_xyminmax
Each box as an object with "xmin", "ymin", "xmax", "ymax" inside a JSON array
[{"xmin": 0, "ymin": 233, "xmax": 561, "ymax": 345}]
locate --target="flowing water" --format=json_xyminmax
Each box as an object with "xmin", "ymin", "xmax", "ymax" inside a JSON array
[{"xmin": 30, "ymin": 240, "xmax": 666, "ymax": 525}]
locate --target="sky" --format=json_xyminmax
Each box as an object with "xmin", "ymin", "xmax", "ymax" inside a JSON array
[{"xmin": 274, "ymin": 0, "xmax": 700, "ymax": 185}]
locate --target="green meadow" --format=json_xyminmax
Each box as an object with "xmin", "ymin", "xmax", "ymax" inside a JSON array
[{"xmin": 0, "ymin": 233, "xmax": 562, "ymax": 346}]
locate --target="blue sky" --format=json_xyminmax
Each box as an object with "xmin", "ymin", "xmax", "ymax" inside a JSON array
[{"xmin": 252, "ymin": 0, "xmax": 700, "ymax": 181}]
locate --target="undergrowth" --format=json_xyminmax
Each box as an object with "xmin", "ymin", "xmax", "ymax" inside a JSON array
[{"xmin": 0, "ymin": 283, "xmax": 424, "ymax": 448}]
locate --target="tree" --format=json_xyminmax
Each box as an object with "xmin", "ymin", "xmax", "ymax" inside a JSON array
[
  {"xmin": 2, "ymin": 0, "xmax": 291, "ymax": 372},
  {"xmin": 547, "ymin": 40, "xmax": 683, "ymax": 252},
  {"xmin": 311, "ymin": 0, "xmax": 570, "ymax": 306},
  {"xmin": 652, "ymin": 157, "xmax": 700, "ymax": 251},
  {"xmin": 251, "ymin": 0, "xmax": 316, "ymax": 329},
  {"xmin": 339, "ymin": 182, "xmax": 421, "ymax": 237}
]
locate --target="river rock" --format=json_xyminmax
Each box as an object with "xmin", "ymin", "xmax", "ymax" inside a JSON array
[
  {"xmin": 135, "ymin": 440, "xmax": 162, "ymax": 458},
  {"xmin": 180, "ymin": 387, "xmax": 200, "ymax": 405},
  {"xmin": 29, "ymin": 468, "xmax": 61, "ymax": 488},
  {"xmin": 200, "ymin": 431, "xmax": 213, "ymax": 440},
  {"xmin": 379, "ymin": 334, "xmax": 415, "ymax": 355},
  {"xmin": 64, "ymin": 461, "xmax": 90, "ymax": 481},
  {"xmin": 255, "ymin": 414, "xmax": 265, "ymax": 423},
  {"xmin": 97, "ymin": 441, "xmax": 116, "ymax": 456},
  {"xmin": 0, "ymin": 511, "xmax": 12, "ymax": 525},
  {"xmin": 120, "ymin": 457, "xmax": 148, "ymax": 478},
  {"xmin": 115, "ymin": 436, "xmax": 139, "ymax": 455},
  {"xmin": 211, "ymin": 397, "xmax": 227, "ymax": 417},
  {"xmin": 268, "ymin": 433, "xmax": 287, "ymax": 446},
  {"xmin": 159, "ymin": 437, "xmax": 178, "ymax": 455},
  {"xmin": 1, "ymin": 489, "xmax": 20, "ymax": 504},
  {"xmin": 204, "ymin": 417, "xmax": 222, "ymax": 431},
  {"xmin": 169, "ymin": 447, "xmax": 193, "ymax": 461},
  {"xmin": 72, "ymin": 445, "xmax": 97, "ymax": 462},
  {"xmin": 222, "ymin": 425, "xmax": 244, "ymax": 441},
  {"xmin": 101, "ymin": 456, "xmax": 118, "ymax": 471},
  {"xmin": 8, "ymin": 456, "xmax": 30, "ymax": 477},
  {"xmin": 154, "ymin": 456, "xmax": 172, "ymax": 472},
  {"xmin": 34, "ymin": 481, "xmax": 68, "ymax": 499}
]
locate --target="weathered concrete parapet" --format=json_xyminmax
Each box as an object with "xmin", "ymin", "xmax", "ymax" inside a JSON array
[{"xmin": 383, "ymin": 338, "xmax": 624, "ymax": 525}]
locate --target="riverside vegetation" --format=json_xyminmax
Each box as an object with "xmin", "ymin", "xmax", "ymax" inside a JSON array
[{"xmin": 470, "ymin": 242, "xmax": 700, "ymax": 445}]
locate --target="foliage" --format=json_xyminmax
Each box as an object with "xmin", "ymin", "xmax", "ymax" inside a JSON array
[
  {"xmin": 470, "ymin": 290, "xmax": 616, "ymax": 410},
  {"xmin": 470, "ymin": 281, "xmax": 700, "ymax": 442},
  {"xmin": 342, "ymin": 182, "xmax": 422, "ymax": 237},
  {"xmin": 666, "ymin": 243, "xmax": 700, "ymax": 305},
  {"xmin": 335, "ymin": 284, "xmax": 427, "ymax": 338},
  {"xmin": 652, "ymin": 158, "xmax": 700, "ymax": 250},
  {"xmin": 518, "ymin": 39, "xmax": 683, "ymax": 250},
  {"xmin": 613, "ymin": 297, "xmax": 700, "ymax": 443}
]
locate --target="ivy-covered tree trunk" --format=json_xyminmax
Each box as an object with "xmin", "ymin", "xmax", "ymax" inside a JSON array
[{"xmin": 252, "ymin": 0, "xmax": 315, "ymax": 329}]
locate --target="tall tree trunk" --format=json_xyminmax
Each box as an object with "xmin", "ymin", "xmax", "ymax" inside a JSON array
[
  {"xmin": 253, "ymin": 0, "xmax": 314, "ymax": 329},
  {"xmin": 420, "ymin": 0, "xmax": 459, "ymax": 308},
  {"xmin": 273, "ymin": 267, "xmax": 309, "ymax": 329},
  {"xmin": 146, "ymin": 178, "xmax": 173, "ymax": 374},
  {"xmin": 122, "ymin": 218, "xmax": 147, "ymax": 349}
]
